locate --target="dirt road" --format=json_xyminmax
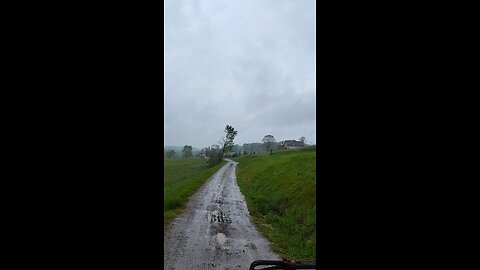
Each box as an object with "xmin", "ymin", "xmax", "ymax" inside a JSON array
[{"xmin": 164, "ymin": 159, "xmax": 279, "ymax": 269}]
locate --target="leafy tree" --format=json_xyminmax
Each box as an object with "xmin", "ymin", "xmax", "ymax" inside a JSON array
[
  {"xmin": 207, "ymin": 125, "xmax": 237, "ymax": 167},
  {"xmin": 181, "ymin": 145, "xmax": 193, "ymax": 158},
  {"xmin": 221, "ymin": 125, "xmax": 237, "ymax": 157},
  {"xmin": 299, "ymin": 136, "xmax": 306, "ymax": 143},
  {"xmin": 262, "ymin": 134, "xmax": 276, "ymax": 152},
  {"xmin": 207, "ymin": 151, "xmax": 223, "ymax": 167},
  {"xmin": 206, "ymin": 144, "xmax": 221, "ymax": 167},
  {"xmin": 165, "ymin": 149, "xmax": 176, "ymax": 159},
  {"xmin": 204, "ymin": 145, "xmax": 217, "ymax": 157},
  {"xmin": 203, "ymin": 147, "xmax": 211, "ymax": 158}
]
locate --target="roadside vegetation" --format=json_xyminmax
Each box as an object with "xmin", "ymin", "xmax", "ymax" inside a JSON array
[
  {"xmin": 164, "ymin": 158, "xmax": 227, "ymax": 229},
  {"xmin": 207, "ymin": 125, "xmax": 237, "ymax": 167},
  {"xmin": 233, "ymin": 146, "xmax": 316, "ymax": 260}
]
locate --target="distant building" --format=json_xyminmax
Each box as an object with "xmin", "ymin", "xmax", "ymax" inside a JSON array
[{"xmin": 280, "ymin": 140, "xmax": 305, "ymax": 149}]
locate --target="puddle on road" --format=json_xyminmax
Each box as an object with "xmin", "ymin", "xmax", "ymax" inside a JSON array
[{"xmin": 216, "ymin": 233, "xmax": 226, "ymax": 246}]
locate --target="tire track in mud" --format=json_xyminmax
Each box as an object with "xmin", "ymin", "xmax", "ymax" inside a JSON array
[{"xmin": 164, "ymin": 159, "xmax": 279, "ymax": 269}]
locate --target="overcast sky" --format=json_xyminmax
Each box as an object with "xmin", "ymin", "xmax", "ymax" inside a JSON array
[{"xmin": 164, "ymin": 0, "xmax": 316, "ymax": 149}]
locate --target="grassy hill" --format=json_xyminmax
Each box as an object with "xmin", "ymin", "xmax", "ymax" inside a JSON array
[
  {"xmin": 164, "ymin": 158, "xmax": 226, "ymax": 229},
  {"xmin": 233, "ymin": 146, "xmax": 316, "ymax": 260}
]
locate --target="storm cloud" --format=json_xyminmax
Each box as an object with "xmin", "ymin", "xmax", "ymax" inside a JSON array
[{"xmin": 164, "ymin": 0, "xmax": 316, "ymax": 148}]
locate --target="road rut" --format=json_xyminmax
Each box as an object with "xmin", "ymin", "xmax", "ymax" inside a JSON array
[{"xmin": 164, "ymin": 159, "xmax": 279, "ymax": 269}]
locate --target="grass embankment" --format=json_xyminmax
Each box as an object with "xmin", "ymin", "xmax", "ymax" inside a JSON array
[
  {"xmin": 233, "ymin": 146, "xmax": 316, "ymax": 260},
  {"xmin": 164, "ymin": 158, "xmax": 226, "ymax": 229}
]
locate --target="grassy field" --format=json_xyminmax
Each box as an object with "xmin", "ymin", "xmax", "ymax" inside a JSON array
[
  {"xmin": 164, "ymin": 158, "xmax": 227, "ymax": 229},
  {"xmin": 233, "ymin": 146, "xmax": 316, "ymax": 260}
]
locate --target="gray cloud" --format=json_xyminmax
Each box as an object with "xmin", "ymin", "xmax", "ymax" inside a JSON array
[{"xmin": 165, "ymin": 0, "xmax": 316, "ymax": 148}]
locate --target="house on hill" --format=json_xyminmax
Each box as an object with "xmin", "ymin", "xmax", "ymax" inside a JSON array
[{"xmin": 280, "ymin": 140, "xmax": 305, "ymax": 149}]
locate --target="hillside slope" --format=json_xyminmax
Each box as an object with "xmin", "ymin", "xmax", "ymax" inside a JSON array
[{"xmin": 233, "ymin": 146, "xmax": 316, "ymax": 260}]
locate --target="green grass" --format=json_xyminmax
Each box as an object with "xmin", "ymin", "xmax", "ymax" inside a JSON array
[
  {"xmin": 233, "ymin": 146, "xmax": 316, "ymax": 260},
  {"xmin": 164, "ymin": 158, "xmax": 227, "ymax": 229}
]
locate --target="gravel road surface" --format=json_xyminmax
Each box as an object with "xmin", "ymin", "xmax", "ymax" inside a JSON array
[{"xmin": 164, "ymin": 159, "xmax": 279, "ymax": 269}]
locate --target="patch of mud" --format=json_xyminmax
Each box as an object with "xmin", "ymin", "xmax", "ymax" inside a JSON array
[
  {"xmin": 209, "ymin": 211, "xmax": 233, "ymax": 224},
  {"xmin": 244, "ymin": 242, "xmax": 257, "ymax": 250}
]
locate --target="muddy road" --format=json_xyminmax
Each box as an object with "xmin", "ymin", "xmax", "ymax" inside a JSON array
[{"xmin": 164, "ymin": 159, "xmax": 279, "ymax": 269}]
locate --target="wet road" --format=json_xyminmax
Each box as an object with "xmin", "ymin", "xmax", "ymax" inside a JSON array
[{"xmin": 164, "ymin": 159, "xmax": 279, "ymax": 269}]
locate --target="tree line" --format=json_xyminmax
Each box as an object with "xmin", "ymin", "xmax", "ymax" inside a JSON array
[
  {"xmin": 164, "ymin": 125, "xmax": 238, "ymax": 168},
  {"xmin": 165, "ymin": 125, "xmax": 307, "ymax": 166}
]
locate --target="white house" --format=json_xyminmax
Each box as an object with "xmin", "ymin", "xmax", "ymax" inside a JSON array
[{"xmin": 280, "ymin": 140, "xmax": 305, "ymax": 149}]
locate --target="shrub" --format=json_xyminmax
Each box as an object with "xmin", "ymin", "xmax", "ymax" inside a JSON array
[{"xmin": 207, "ymin": 151, "xmax": 223, "ymax": 167}]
